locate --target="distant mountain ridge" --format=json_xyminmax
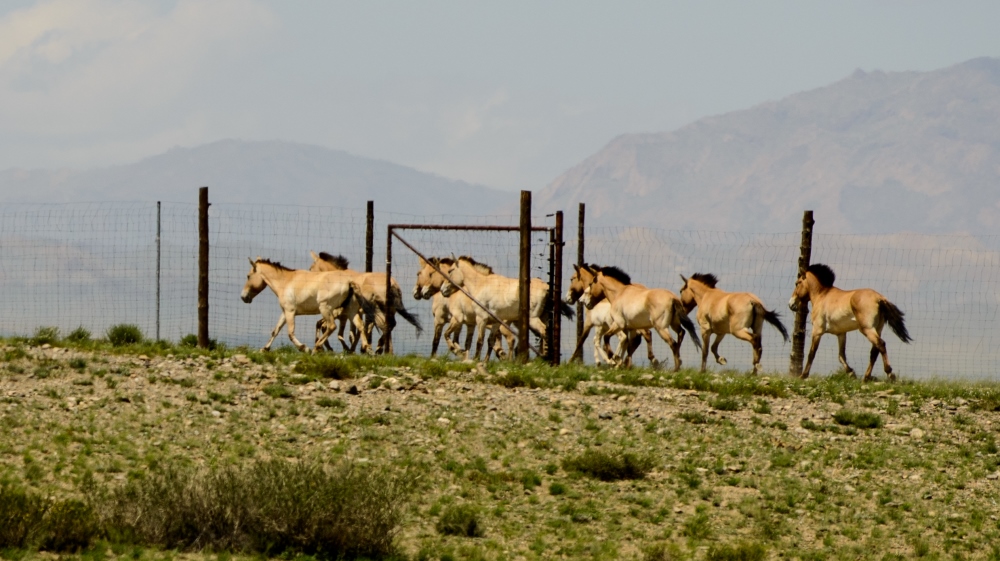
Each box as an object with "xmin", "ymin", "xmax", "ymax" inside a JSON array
[
  {"xmin": 0, "ymin": 139, "xmax": 513, "ymax": 216},
  {"xmin": 536, "ymin": 57, "xmax": 1000, "ymax": 234}
]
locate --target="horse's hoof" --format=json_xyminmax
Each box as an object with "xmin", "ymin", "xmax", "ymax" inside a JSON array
[
  {"xmin": 888, "ymin": 373, "xmax": 898, "ymax": 383},
  {"xmin": 717, "ymin": 357, "xmax": 727, "ymax": 365},
  {"xmin": 650, "ymin": 359, "xmax": 660, "ymax": 368}
]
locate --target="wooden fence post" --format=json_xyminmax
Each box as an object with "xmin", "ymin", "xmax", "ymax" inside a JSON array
[
  {"xmin": 518, "ymin": 191, "xmax": 532, "ymax": 362},
  {"xmin": 198, "ymin": 187, "xmax": 210, "ymax": 349},
  {"xmin": 789, "ymin": 210, "xmax": 814, "ymax": 377}
]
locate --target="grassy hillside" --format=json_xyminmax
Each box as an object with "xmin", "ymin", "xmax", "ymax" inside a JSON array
[{"xmin": 1, "ymin": 331, "xmax": 1000, "ymax": 560}]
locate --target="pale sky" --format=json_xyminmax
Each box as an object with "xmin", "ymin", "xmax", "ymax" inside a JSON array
[{"xmin": 1, "ymin": 0, "xmax": 998, "ymax": 191}]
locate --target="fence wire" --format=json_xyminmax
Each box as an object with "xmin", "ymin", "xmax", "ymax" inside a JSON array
[{"xmin": 0, "ymin": 202, "xmax": 998, "ymax": 380}]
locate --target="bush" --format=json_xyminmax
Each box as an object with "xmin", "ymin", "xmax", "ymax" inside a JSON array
[
  {"xmin": 436, "ymin": 504, "xmax": 484, "ymax": 538},
  {"xmin": 179, "ymin": 334, "xmax": 198, "ymax": 347},
  {"xmin": 561, "ymin": 449, "xmax": 656, "ymax": 481},
  {"xmin": 0, "ymin": 484, "xmax": 48, "ymax": 548},
  {"xmin": 106, "ymin": 324, "xmax": 144, "ymax": 347},
  {"xmin": 42, "ymin": 499, "xmax": 96, "ymax": 552},
  {"xmin": 66, "ymin": 327, "xmax": 92, "ymax": 344},
  {"xmin": 30, "ymin": 326, "xmax": 60, "ymax": 346},
  {"xmin": 710, "ymin": 397, "xmax": 742, "ymax": 411},
  {"xmin": 706, "ymin": 542, "xmax": 767, "ymax": 561},
  {"xmin": 833, "ymin": 409, "xmax": 883, "ymax": 429},
  {"xmin": 97, "ymin": 459, "xmax": 412, "ymax": 558},
  {"xmin": 294, "ymin": 354, "xmax": 352, "ymax": 380},
  {"xmin": 263, "ymin": 383, "xmax": 294, "ymax": 399}
]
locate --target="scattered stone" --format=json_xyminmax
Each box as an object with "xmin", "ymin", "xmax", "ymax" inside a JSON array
[
  {"xmin": 987, "ymin": 472, "xmax": 1000, "ymax": 480},
  {"xmin": 559, "ymin": 428, "xmax": 570, "ymax": 436},
  {"xmin": 599, "ymin": 412, "xmax": 614, "ymax": 420},
  {"xmin": 211, "ymin": 410, "xmax": 221, "ymax": 418},
  {"xmin": 910, "ymin": 428, "xmax": 925, "ymax": 439},
  {"xmin": 328, "ymin": 380, "xmax": 341, "ymax": 391},
  {"xmin": 233, "ymin": 354, "xmax": 250, "ymax": 365},
  {"xmin": 437, "ymin": 417, "xmax": 452, "ymax": 426},
  {"xmin": 346, "ymin": 385, "xmax": 359, "ymax": 395}
]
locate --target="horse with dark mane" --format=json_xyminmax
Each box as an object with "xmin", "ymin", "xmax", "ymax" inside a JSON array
[{"xmin": 788, "ymin": 263, "xmax": 911, "ymax": 381}]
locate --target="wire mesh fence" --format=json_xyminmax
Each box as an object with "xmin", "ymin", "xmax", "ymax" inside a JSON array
[{"xmin": 1, "ymin": 201, "xmax": 998, "ymax": 380}]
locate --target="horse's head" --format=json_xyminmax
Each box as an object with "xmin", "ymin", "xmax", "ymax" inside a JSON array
[
  {"xmin": 439, "ymin": 259, "xmax": 463, "ymax": 297},
  {"xmin": 582, "ymin": 271, "xmax": 610, "ymax": 309},
  {"xmin": 414, "ymin": 257, "xmax": 448, "ymax": 300},
  {"xmin": 790, "ymin": 264, "xmax": 833, "ymax": 311},
  {"xmin": 564, "ymin": 264, "xmax": 598, "ymax": 304},
  {"xmin": 679, "ymin": 275, "xmax": 697, "ymax": 313},
  {"xmin": 788, "ymin": 273, "xmax": 811, "ymax": 311},
  {"xmin": 309, "ymin": 251, "xmax": 349, "ymax": 273},
  {"xmin": 241, "ymin": 257, "xmax": 267, "ymax": 303}
]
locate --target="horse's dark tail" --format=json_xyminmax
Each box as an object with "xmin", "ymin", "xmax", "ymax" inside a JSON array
[
  {"xmin": 352, "ymin": 284, "xmax": 378, "ymax": 326},
  {"xmin": 879, "ymin": 299, "xmax": 912, "ymax": 343},
  {"xmin": 543, "ymin": 292, "xmax": 576, "ymax": 321},
  {"xmin": 388, "ymin": 285, "xmax": 423, "ymax": 335},
  {"xmin": 758, "ymin": 303, "xmax": 790, "ymax": 342},
  {"xmin": 674, "ymin": 300, "xmax": 702, "ymax": 349}
]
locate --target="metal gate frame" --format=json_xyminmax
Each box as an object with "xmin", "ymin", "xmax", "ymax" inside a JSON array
[{"xmin": 383, "ymin": 219, "xmax": 564, "ymax": 365}]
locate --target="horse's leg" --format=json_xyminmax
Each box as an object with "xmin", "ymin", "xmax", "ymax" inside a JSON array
[
  {"xmin": 712, "ymin": 333, "xmax": 727, "ymax": 366},
  {"xmin": 836, "ymin": 333, "xmax": 855, "ymax": 377},
  {"xmin": 654, "ymin": 325, "xmax": 681, "ymax": 372},
  {"xmin": 315, "ymin": 319, "xmax": 333, "ymax": 351},
  {"xmin": 285, "ymin": 313, "xmax": 309, "ymax": 352},
  {"xmin": 699, "ymin": 329, "xmax": 711, "ymax": 372},
  {"xmin": 463, "ymin": 323, "xmax": 476, "ymax": 356},
  {"xmin": 263, "ymin": 314, "xmax": 287, "ymax": 351},
  {"xmin": 731, "ymin": 328, "xmax": 759, "ymax": 374},
  {"xmin": 570, "ymin": 318, "xmax": 595, "ymax": 362},
  {"xmin": 860, "ymin": 326, "xmax": 891, "ymax": 382},
  {"xmin": 642, "ymin": 330, "xmax": 658, "ymax": 368},
  {"xmin": 802, "ymin": 332, "xmax": 823, "ymax": 379},
  {"xmin": 473, "ymin": 318, "xmax": 488, "ymax": 361}
]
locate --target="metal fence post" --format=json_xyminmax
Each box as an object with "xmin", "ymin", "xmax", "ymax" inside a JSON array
[
  {"xmin": 551, "ymin": 210, "xmax": 563, "ymax": 366},
  {"xmin": 366, "ymin": 200, "xmax": 374, "ymax": 273},
  {"xmin": 156, "ymin": 201, "xmax": 161, "ymax": 342},
  {"xmin": 198, "ymin": 187, "xmax": 210, "ymax": 349},
  {"xmin": 518, "ymin": 191, "xmax": 532, "ymax": 362},
  {"xmin": 789, "ymin": 210, "xmax": 814, "ymax": 377},
  {"xmin": 576, "ymin": 203, "xmax": 585, "ymax": 359}
]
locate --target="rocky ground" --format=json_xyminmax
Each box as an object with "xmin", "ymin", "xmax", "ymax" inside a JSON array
[{"xmin": 2, "ymin": 343, "xmax": 1000, "ymax": 560}]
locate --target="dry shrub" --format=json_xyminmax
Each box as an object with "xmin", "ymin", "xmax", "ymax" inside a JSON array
[
  {"xmin": 562, "ymin": 448, "xmax": 655, "ymax": 481},
  {"xmin": 96, "ymin": 459, "xmax": 414, "ymax": 559}
]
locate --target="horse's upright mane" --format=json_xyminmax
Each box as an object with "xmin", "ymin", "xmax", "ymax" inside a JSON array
[
  {"xmin": 458, "ymin": 255, "xmax": 494, "ymax": 275},
  {"xmin": 428, "ymin": 256, "xmax": 454, "ymax": 267},
  {"xmin": 690, "ymin": 273, "xmax": 719, "ymax": 288},
  {"xmin": 257, "ymin": 258, "xmax": 293, "ymax": 272},
  {"xmin": 808, "ymin": 264, "xmax": 836, "ymax": 288},
  {"xmin": 318, "ymin": 252, "xmax": 350, "ymax": 270},
  {"xmin": 599, "ymin": 266, "xmax": 632, "ymax": 285}
]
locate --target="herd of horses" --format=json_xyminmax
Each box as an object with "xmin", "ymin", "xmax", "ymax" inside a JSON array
[{"xmin": 241, "ymin": 253, "xmax": 911, "ymax": 380}]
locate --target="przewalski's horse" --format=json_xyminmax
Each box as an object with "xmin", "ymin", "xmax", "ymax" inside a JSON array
[
  {"xmin": 413, "ymin": 256, "xmax": 513, "ymax": 360},
  {"xmin": 679, "ymin": 273, "xmax": 789, "ymax": 374},
  {"xmin": 309, "ymin": 251, "xmax": 422, "ymax": 355},
  {"xmin": 564, "ymin": 264, "xmax": 656, "ymax": 366},
  {"xmin": 788, "ymin": 263, "xmax": 911, "ymax": 381},
  {"xmin": 439, "ymin": 255, "xmax": 574, "ymax": 360},
  {"xmin": 582, "ymin": 265, "xmax": 700, "ymax": 371},
  {"xmin": 241, "ymin": 257, "xmax": 374, "ymax": 353}
]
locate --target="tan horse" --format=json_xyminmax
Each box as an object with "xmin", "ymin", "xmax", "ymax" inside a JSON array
[
  {"xmin": 309, "ymin": 251, "xmax": 422, "ymax": 354},
  {"xmin": 788, "ymin": 263, "xmax": 911, "ymax": 381},
  {"xmin": 679, "ymin": 273, "xmax": 789, "ymax": 374},
  {"xmin": 413, "ymin": 256, "xmax": 513, "ymax": 359},
  {"xmin": 439, "ymin": 256, "xmax": 573, "ymax": 360},
  {"xmin": 564, "ymin": 264, "xmax": 655, "ymax": 366},
  {"xmin": 582, "ymin": 265, "xmax": 700, "ymax": 371},
  {"xmin": 240, "ymin": 257, "xmax": 373, "ymax": 353}
]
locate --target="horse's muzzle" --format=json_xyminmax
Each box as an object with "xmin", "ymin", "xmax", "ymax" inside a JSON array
[
  {"xmin": 241, "ymin": 293, "xmax": 254, "ymax": 304},
  {"xmin": 412, "ymin": 287, "xmax": 423, "ymax": 300},
  {"xmin": 788, "ymin": 298, "xmax": 798, "ymax": 312}
]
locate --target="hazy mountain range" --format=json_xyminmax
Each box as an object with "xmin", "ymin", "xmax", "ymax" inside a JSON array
[
  {"xmin": 536, "ymin": 57, "xmax": 1000, "ymax": 234},
  {"xmin": 0, "ymin": 140, "xmax": 512, "ymax": 217},
  {"xmin": 3, "ymin": 57, "xmax": 1000, "ymax": 233}
]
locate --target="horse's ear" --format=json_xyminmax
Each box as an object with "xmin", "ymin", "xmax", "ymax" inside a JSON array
[
  {"xmin": 680, "ymin": 274, "xmax": 687, "ymax": 284},
  {"xmin": 248, "ymin": 257, "xmax": 256, "ymax": 271},
  {"xmin": 419, "ymin": 256, "xmax": 427, "ymax": 266},
  {"xmin": 310, "ymin": 250, "xmax": 319, "ymax": 262},
  {"xmin": 450, "ymin": 252, "xmax": 457, "ymax": 262}
]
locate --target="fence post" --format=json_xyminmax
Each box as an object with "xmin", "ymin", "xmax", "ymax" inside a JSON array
[
  {"xmin": 383, "ymin": 226, "xmax": 394, "ymax": 355},
  {"xmin": 517, "ymin": 191, "xmax": 532, "ymax": 362},
  {"xmin": 575, "ymin": 203, "xmax": 585, "ymax": 360},
  {"xmin": 365, "ymin": 200, "xmax": 374, "ymax": 273},
  {"xmin": 789, "ymin": 210, "xmax": 814, "ymax": 377},
  {"xmin": 198, "ymin": 187, "xmax": 210, "ymax": 349},
  {"xmin": 156, "ymin": 201, "xmax": 161, "ymax": 342},
  {"xmin": 551, "ymin": 210, "xmax": 563, "ymax": 366}
]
